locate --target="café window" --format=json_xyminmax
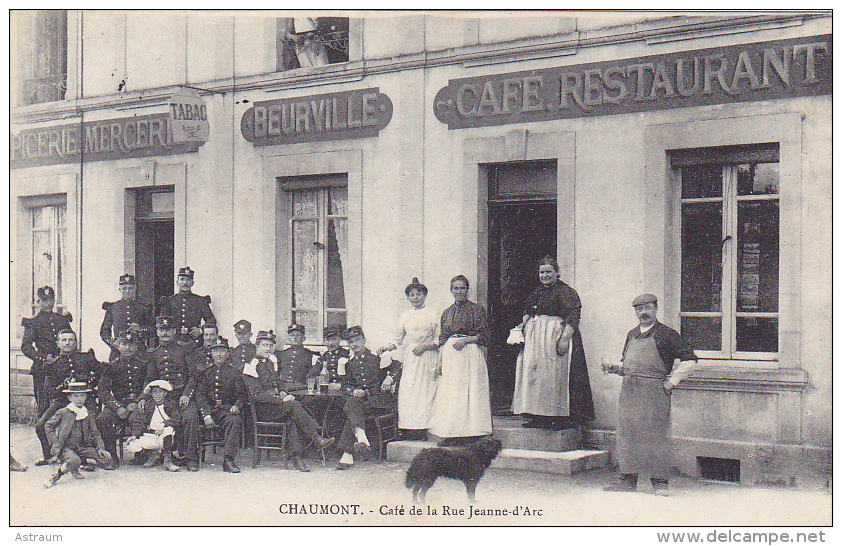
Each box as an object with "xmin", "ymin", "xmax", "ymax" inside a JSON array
[
  {"xmin": 672, "ymin": 144, "xmax": 780, "ymax": 360},
  {"xmin": 284, "ymin": 175, "xmax": 349, "ymax": 343},
  {"xmin": 15, "ymin": 10, "xmax": 68, "ymax": 106},
  {"xmin": 30, "ymin": 200, "xmax": 68, "ymax": 314},
  {"xmin": 276, "ymin": 16, "xmax": 350, "ymax": 71}
]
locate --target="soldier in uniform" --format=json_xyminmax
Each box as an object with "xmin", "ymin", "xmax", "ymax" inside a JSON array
[
  {"xmin": 277, "ymin": 324, "xmax": 317, "ymax": 388},
  {"xmin": 309, "ymin": 326, "xmax": 349, "ymax": 383},
  {"xmin": 335, "ymin": 326, "xmax": 399, "ymax": 470},
  {"xmin": 34, "ymin": 328, "xmax": 100, "ymax": 466},
  {"xmin": 21, "ymin": 286, "xmax": 73, "ymax": 417},
  {"xmin": 143, "ymin": 315, "xmax": 201, "ymax": 471},
  {"xmin": 242, "ymin": 330, "xmax": 335, "ymax": 472},
  {"xmin": 189, "ymin": 324, "xmax": 220, "ymax": 376},
  {"xmin": 100, "ymin": 274, "xmax": 153, "ymax": 361},
  {"xmin": 196, "ymin": 337, "xmax": 247, "ymax": 473},
  {"xmin": 230, "ymin": 319, "xmax": 256, "ymax": 373},
  {"xmin": 158, "ymin": 266, "xmax": 216, "ymax": 352},
  {"xmin": 97, "ymin": 331, "xmax": 148, "ymax": 465}
]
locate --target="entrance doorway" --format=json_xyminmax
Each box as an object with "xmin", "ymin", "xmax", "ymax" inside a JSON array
[
  {"xmin": 486, "ymin": 160, "xmax": 557, "ymax": 410},
  {"xmin": 134, "ymin": 188, "xmax": 175, "ymax": 315}
]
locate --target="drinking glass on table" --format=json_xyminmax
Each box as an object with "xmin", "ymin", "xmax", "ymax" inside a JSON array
[{"xmin": 307, "ymin": 376, "xmax": 316, "ymax": 393}]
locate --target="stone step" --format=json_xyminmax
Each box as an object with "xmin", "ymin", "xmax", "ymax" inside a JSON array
[
  {"xmin": 387, "ymin": 440, "xmax": 609, "ymax": 476},
  {"xmin": 491, "ymin": 416, "xmax": 582, "ymax": 452}
]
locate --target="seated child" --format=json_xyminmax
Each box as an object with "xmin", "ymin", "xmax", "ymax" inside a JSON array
[
  {"xmin": 44, "ymin": 381, "xmax": 115, "ymax": 488},
  {"xmin": 124, "ymin": 380, "xmax": 181, "ymax": 472}
]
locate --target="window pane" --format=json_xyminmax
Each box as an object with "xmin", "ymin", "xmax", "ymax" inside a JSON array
[
  {"xmin": 681, "ymin": 165, "xmax": 723, "ymax": 199},
  {"xmin": 737, "ymin": 201, "xmax": 779, "ymax": 313},
  {"xmin": 292, "ymin": 189, "xmax": 318, "ymax": 217},
  {"xmin": 737, "ymin": 163, "xmax": 779, "ymax": 196},
  {"xmin": 328, "ymin": 186, "xmax": 347, "ymax": 216},
  {"xmin": 291, "ymin": 311, "xmax": 319, "ymax": 341},
  {"xmin": 291, "ymin": 220, "xmax": 319, "ymax": 309},
  {"xmin": 493, "ymin": 160, "xmax": 557, "ymax": 197},
  {"xmin": 326, "ymin": 218, "xmax": 346, "ymax": 310},
  {"xmin": 151, "ymin": 191, "xmax": 174, "ymax": 214},
  {"xmin": 326, "ymin": 311, "xmax": 347, "ymax": 331},
  {"xmin": 681, "ymin": 316, "xmax": 722, "ymax": 351},
  {"xmin": 736, "ymin": 317, "xmax": 778, "ymax": 352},
  {"xmin": 32, "ymin": 206, "xmax": 53, "ymax": 230},
  {"xmin": 681, "ymin": 202, "xmax": 722, "ymax": 312},
  {"xmin": 32, "ymin": 228, "xmax": 53, "ymax": 297}
]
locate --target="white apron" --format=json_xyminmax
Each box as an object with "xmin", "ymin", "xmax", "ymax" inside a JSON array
[{"xmin": 510, "ymin": 315, "xmax": 572, "ymax": 416}]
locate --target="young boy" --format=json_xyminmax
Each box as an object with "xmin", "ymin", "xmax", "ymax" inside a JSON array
[
  {"xmin": 125, "ymin": 380, "xmax": 181, "ymax": 472},
  {"xmin": 335, "ymin": 326, "xmax": 399, "ymax": 470},
  {"xmin": 44, "ymin": 381, "xmax": 115, "ymax": 488}
]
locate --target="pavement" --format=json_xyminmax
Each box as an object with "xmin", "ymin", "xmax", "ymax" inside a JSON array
[{"xmin": 9, "ymin": 424, "xmax": 831, "ymax": 527}]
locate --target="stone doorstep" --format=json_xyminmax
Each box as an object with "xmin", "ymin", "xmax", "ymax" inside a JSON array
[
  {"xmin": 492, "ymin": 417, "xmax": 583, "ymax": 452},
  {"xmin": 387, "ymin": 440, "xmax": 609, "ymax": 476}
]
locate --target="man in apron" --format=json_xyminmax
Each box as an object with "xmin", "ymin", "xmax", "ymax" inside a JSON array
[{"xmin": 603, "ymin": 294, "xmax": 697, "ymax": 496}]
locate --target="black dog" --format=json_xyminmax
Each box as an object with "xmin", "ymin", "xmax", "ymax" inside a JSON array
[{"xmin": 405, "ymin": 437, "xmax": 503, "ymax": 503}]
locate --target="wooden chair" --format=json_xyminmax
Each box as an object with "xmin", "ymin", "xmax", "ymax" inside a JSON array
[
  {"xmin": 198, "ymin": 424, "xmax": 227, "ymax": 466},
  {"xmin": 248, "ymin": 397, "xmax": 289, "ymax": 468},
  {"xmin": 368, "ymin": 410, "xmax": 399, "ymax": 462}
]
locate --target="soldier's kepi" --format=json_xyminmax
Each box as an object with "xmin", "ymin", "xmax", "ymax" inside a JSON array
[{"xmin": 158, "ymin": 266, "xmax": 216, "ymax": 352}]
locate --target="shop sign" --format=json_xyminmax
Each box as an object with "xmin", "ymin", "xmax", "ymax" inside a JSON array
[
  {"xmin": 434, "ymin": 34, "xmax": 831, "ymax": 129},
  {"xmin": 10, "ymin": 113, "xmax": 202, "ymax": 169},
  {"xmin": 168, "ymin": 88, "xmax": 210, "ymax": 144},
  {"xmin": 240, "ymin": 87, "xmax": 393, "ymax": 146}
]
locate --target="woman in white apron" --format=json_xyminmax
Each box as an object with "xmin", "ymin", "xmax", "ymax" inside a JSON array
[
  {"xmin": 511, "ymin": 256, "xmax": 595, "ymax": 430},
  {"xmin": 428, "ymin": 275, "xmax": 493, "ymax": 446},
  {"xmin": 377, "ymin": 278, "xmax": 439, "ymax": 440}
]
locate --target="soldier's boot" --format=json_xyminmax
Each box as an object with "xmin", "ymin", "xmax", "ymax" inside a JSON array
[
  {"xmin": 223, "ymin": 457, "xmax": 240, "ymax": 473},
  {"xmin": 143, "ymin": 450, "xmax": 161, "ymax": 468},
  {"xmin": 44, "ymin": 467, "xmax": 66, "ymax": 489},
  {"xmin": 71, "ymin": 469, "xmax": 85, "ymax": 479},
  {"xmin": 291, "ymin": 452, "xmax": 310, "ymax": 472},
  {"xmin": 162, "ymin": 437, "xmax": 180, "ymax": 472}
]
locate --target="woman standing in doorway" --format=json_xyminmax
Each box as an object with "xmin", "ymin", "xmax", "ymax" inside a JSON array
[
  {"xmin": 511, "ymin": 256, "xmax": 595, "ymax": 430},
  {"xmin": 377, "ymin": 278, "xmax": 440, "ymax": 441},
  {"xmin": 428, "ymin": 275, "xmax": 493, "ymax": 446}
]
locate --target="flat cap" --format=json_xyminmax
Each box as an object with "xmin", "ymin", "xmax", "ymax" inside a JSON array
[
  {"xmin": 211, "ymin": 336, "xmax": 230, "ymax": 350},
  {"xmin": 255, "ymin": 330, "xmax": 276, "ymax": 343},
  {"xmin": 342, "ymin": 325, "xmax": 365, "ymax": 340},
  {"xmin": 119, "ymin": 274, "xmax": 136, "ymax": 285},
  {"xmin": 156, "ymin": 315, "xmax": 176, "ymax": 328},
  {"xmin": 632, "ymin": 293, "xmax": 658, "ymax": 307},
  {"xmin": 37, "ymin": 286, "xmax": 55, "ymax": 300},
  {"xmin": 233, "ymin": 319, "xmax": 252, "ymax": 334},
  {"xmin": 116, "ymin": 330, "xmax": 141, "ymax": 344},
  {"xmin": 146, "ymin": 379, "xmax": 173, "ymax": 392},
  {"xmin": 287, "ymin": 323, "xmax": 305, "ymax": 334}
]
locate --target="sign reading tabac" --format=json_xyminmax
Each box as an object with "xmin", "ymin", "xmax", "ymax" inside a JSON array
[
  {"xmin": 241, "ymin": 87, "xmax": 393, "ymax": 146},
  {"xmin": 434, "ymin": 35, "xmax": 831, "ymax": 129}
]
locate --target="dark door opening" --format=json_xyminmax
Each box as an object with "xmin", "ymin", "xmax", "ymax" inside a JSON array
[
  {"xmin": 134, "ymin": 188, "xmax": 175, "ymax": 318},
  {"xmin": 486, "ymin": 160, "xmax": 558, "ymax": 411}
]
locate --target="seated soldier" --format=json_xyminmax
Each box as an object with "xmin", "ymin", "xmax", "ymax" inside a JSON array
[
  {"xmin": 335, "ymin": 326, "xmax": 399, "ymax": 471},
  {"xmin": 308, "ymin": 326, "xmax": 349, "ymax": 385},
  {"xmin": 243, "ymin": 330, "xmax": 335, "ymax": 472},
  {"xmin": 277, "ymin": 324, "xmax": 317, "ymax": 389},
  {"xmin": 34, "ymin": 328, "xmax": 99, "ymax": 466},
  {"xmin": 44, "ymin": 381, "xmax": 115, "ymax": 488},
  {"xmin": 196, "ymin": 337, "xmax": 246, "ymax": 473},
  {"xmin": 189, "ymin": 324, "xmax": 219, "ymax": 376},
  {"xmin": 97, "ymin": 330, "xmax": 147, "ymax": 465},
  {"xmin": 125, "ymin": 380, "xmax": 180, "ymax": 472}
]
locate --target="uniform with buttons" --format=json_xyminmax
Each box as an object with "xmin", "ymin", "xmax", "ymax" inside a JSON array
[
  {"xmin": 158, "ymin": 283, "xmax": 215, "ymax": 352},
  {"xmin": 277, "ymin": 345, "xmax": 317, "ymax": 386},
  {"xmin": 100, "ymin": 300, "xmax": 153, "ymax": 358},
  {"xmin": 97, "ymin": 336, "xmax": 148, "ymax": 461},
  {"xmin": 21, "ymin": 304, "xmax": 73, "ymax": 416},
  {"xmin": 196, "ymin": 338, "xmax": 247, "ymax": 463}
]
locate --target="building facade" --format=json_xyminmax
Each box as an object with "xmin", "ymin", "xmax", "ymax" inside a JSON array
[{"xmin": 10, "ymin": 11, "xmax": 831, "ymax": 485}]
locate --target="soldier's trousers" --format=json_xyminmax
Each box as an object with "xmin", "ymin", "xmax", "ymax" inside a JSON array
[
  {"xmin": 207, "ymin": 409, "xmax": 243, "ymax": 460},
  {"xmin": 176, "ymin": 399, "xmax": 200, "ymax": 461},
  {"xmin": 257, "ymin": 399, "xmax": 319, "ymax": 454},
  {"xmin": 338, "ymin": 395, "xmax": 395, "ymax": 454},
  {"xmin": 97, "ymin": 403, "xmax": 141, "ymax": 460},
  {"xmin": 59, "ymin": 446, "xmax": 113, "ymax": 472}
]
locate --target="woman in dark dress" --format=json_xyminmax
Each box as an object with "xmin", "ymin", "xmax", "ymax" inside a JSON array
[
  {"xmin": 428, "ymin": 275, "xmax": 493, "ymax": 445},
  {"xmin": 510, "ymin": 256, "xmax": 594, "ymax": 430}
]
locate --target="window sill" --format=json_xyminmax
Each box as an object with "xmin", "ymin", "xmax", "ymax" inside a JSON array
[{"xmin": 678, "ymin": 362, "xmax": 809, "ymax": 394}]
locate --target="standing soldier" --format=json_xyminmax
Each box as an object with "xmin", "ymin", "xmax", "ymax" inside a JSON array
[
  {"xmin": 277, "ymin": 324, "xmax": 317, "ymax": 388},
  {"xmin": 196, "ymin": 337, "xmax": 247, "ymax": 473},
  {"xmin": 21, "ymin": 286, "xmax": 73, "ymax": 417},
  {"xmin": 158, "ymin": 266, "xmax": 216, "ymax": 352},
  {"xmin": 34, "ymin": 328, "xmax": 99, "ymax": 466},
  {"xmin": 97, "ymin": 331, "xmax": 148, "ymax": 465},
  {"xmin": 100, "ymin": 274, "xmax": 153, "ymax": 360},
  {"xmin": 230, "ymin": 320, "xmax": 256, "ymax": 373},
  {"xmin": 143, "ymin": 315, "xmax": 201, "ymax": 472}
]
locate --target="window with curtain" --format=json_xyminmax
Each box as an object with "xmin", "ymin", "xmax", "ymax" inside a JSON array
[
  {"xmin": 289, "ymin": 183, "xmax": 348, "ymax": 343},
  {"xmin": 16, "ymin": 10, "xmax": 68, "ymax": 107},
  {"xmin": 276, "ymin": 16, "xmax": 350, "ymax": 71},
  {"xmin": 673, "ymin": 144, "xmax": 780, "ymax": 360},
  {"xmin": 31, "ymin": 203, "xmax": 68, "ymax": 314}
]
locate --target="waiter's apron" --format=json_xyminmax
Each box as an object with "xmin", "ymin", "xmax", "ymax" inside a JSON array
[{"xmin": 617, "ymin": 334, "xmax": 672, "ymax": 478}]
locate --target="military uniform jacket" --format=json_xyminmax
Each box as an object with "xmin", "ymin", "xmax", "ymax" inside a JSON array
[
  {"xmin": 277, "ymin": 346, "xmax": 317, "ymax": 384},
  {"xmin": 189, "ymin": 346, "xmax": 216, "ymax": 375},
  {"xmin": 21, "ymin": 310, "xmax": 73, "ymax": 365},
  {"xmin": 231, "ymin": 342, "xmax": 256, "ymax": 373},
  {"xmin": 132, "ymin": 399, "xmax": 182, "ymax": 438},
  {"xmin": 243, "ymin": 355, "xmax": 282, "ymax": 403},
  {"xmin": 46, "ymin": 407, "xmax": 106, "ymax": 453},
  {"xmin": 311, "ymin": 347, "xmax": 350, "ymax": 382},
  {"xmin": 341, "ymin": 348, "xmax": 398, "ymax": 397},
  {"xmin": 45, "ymin": 350, "xmax": 100, "ymax": 402},
  {"xmin": 196, "ymin": 363, "xmax": 247, "ymax": 419},
  {"xmin": 159, "ymin": 292, "xmax": 216, "ymax": 345},
  {"xmin": 100, "ymin": 299, "xmax": 153, "ymax": 347},
  {"xmin": 145, "ymin": 341, "xmax": 197, "ymax": 399},
  {"xmin": 99, "ymin": 355, "xmax": 148, "ymax": 412}
]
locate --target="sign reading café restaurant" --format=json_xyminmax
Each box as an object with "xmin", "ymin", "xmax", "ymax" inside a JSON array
[
  {"xmin": 241, "ymin": 87, "xmax": 393, "ymax": 146},
  {"xmin": 434, "ymin": 34, "xmax": 831, "ymax": 129}
]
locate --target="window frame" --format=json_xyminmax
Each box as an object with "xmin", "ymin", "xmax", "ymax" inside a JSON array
[
  {"xmin": 27, "ymin": 197, "xmax": 69, "ymax": 316},
  {"xmin": 673, "ymin": 147, "xmax": 780, "ymax": 362}
]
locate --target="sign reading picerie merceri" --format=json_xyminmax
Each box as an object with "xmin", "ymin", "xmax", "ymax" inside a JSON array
[
  {"xmin": 240, "ymin": 87, "xmax": 393, "ymax": 146},
  {"xmin": 433, "ymin": 34, "xmax": 831, "ymax": 129}
]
